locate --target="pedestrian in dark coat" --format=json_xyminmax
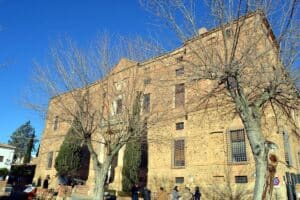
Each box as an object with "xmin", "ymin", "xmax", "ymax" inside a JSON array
[
  {"xmin": 194, "ymin": 186, "xmax": 201, "ymax": 200},
  {"xmin": 172, "ymin": 186, "xmax": 180, "ymax": 200},
  {"xmin": 142, "ymin": 186, "xmax": 151, "ymax": 200},
  {"xmin": 131, "ymin": 183, "xmax": 139, "ymax": 200}
]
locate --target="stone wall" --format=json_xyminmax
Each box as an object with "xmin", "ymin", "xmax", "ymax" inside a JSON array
[{"xmin": 33, "ymin": 12, "xmax": 300, "ymax": 200}]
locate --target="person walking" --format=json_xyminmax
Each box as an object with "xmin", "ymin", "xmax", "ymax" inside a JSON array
[
  {"xmin": 157, "ymin": 187, "xmax": 168, "ymax": 200},
  {"xmin": 172, "ymin": 186, "xmax": 180, "ymax": 200},
  {"xmin": 131, "ymin": 183, "xmax": 139, "ymax": 200},
  {"xmin": 142, "ymin": 186, "xmax": 151, "ymax": 200},
  {"xmin": 181, "ymin": 187, "xmax": 193, "ymax": 200},
  {"xmin": 194, "ymin": 186, "xmax": 201, "ymax": 200}
]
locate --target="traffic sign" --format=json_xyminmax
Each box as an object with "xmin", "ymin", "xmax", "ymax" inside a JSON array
[{"xmin": 274, "ymin": 176, "xmax": 280, "ymax": 188}]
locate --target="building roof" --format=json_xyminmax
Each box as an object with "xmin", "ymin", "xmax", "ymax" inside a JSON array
[
  {"xmin": 0, "ymin": 143, "xmax": 16, "ymax": 149},
  {"xmin": 50, "ymin": 10, "xmax": 276, "ymax": 101},
  {"xmin": 139, "ymin": 10, "xmax": 276, "ymax": 66}
]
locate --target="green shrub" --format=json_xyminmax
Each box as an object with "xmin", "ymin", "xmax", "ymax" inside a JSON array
[
  {"xmin": 0, "ymin": 168, "xmax": 9, "ymax": 179},
  {"xmin": 54, "ymin": 120, "xmax": 82, "ymax": 179},
  {"xmin": 121, "ymin": 140, "xmax": 141, "ymax": 192}
]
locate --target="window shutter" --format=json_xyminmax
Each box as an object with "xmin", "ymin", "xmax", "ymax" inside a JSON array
[
  {"xmin": 143, "ymin": 94, "xmax": 150, "ymax": 113},
  {"xmin": 228, "ymin": 129, "xmax": 247, "ymax": 163},
  {"xmin": 47, "ymin": 152, "xmax": 53, "ymax": 169},
  {"xmin": 53, "ymin": 116, "xmax": 59, "ymax": 131},
  {"xmin": 283, "ymin": 131, "xmax": 292, "ymax": 166},
  {"xmin": 174, "ymin": 139, "xmax": 185, "ymax": 167},
  {"xmin": 175, "ymin": 83, "xmax": 185, "ymax": 108}
]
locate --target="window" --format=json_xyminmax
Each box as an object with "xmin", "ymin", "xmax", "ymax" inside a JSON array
[
  {"xmin": 176, "ymin": 122, "xmax": 184, "ymax": 130},
  {"xmin": 228, "ymin": 129, "xmax": 247, "ymax": 163},
  {"xmin": 176, "ymin": 67, "xmax": 184, "ymax": 76},
  {"xmin": 176, "ymin": 56, "xmax": 183, "ymax": 62},
  {"xmin": 235, "ymin": 176, "xmax": 248, "ymax": 183},
  {"xmin": 283, "ymin": 131, "xmax": 292, "ymax": 166},
  {"xmin": 175, "ymin": 83, "xmax": 185, "ymax": 108},
  {"xmin": 298, "ymin": 152, "xmax": 300, "ymax": 167},
  {"xmin": 144, "ymin": 78, "xmax": 151, "ymax": 85},
  {"xmin": 47, "ymin": 152, "xmax": 53, "ymax": 169},
  {"xmin": 225, "ymin": 28, "xmax": 233, "ymax": 38},
  {"xmin": 143, "ymin": 94, "xmax": 150, "ymax": 113},
  {"xmin": 207, "ymin": 36, "xmax": 216, "ymax": 43},
  {"xmin": 53, "ymin": 116, "xmax": 59, "ymax": 131},
  {"xmin": 116, "ymin": 98, "xmax": 122, "ymax": 114},
  {"xmin": 114, "ymin": 82, "xmax": 122, "ymax": 91},
  {"xmin": 112, "ymin": 96, "xmax": 123, "ymax": 115},
  {"xmin": 175, "ymin": 177, "xmax": 184, "ymax": 184},
  {"xmin": 144, "ymin": 67, "xmax": 150, "ymax": 71},
  {"xmin": 0, "ymin": 156, "xmax": 3, "ymax": 162},
  {"xmin": 297, "ymin": 174, "xmax": 300, "ymax": 184},
  {"xmin": 174, "ymin": 139, "xmax": 185, "ymax": 167}
]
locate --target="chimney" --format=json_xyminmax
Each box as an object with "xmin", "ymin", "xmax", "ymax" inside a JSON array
[{"xmin": 198, "ymin": 27, "xmax": 207, "ymax": 35}]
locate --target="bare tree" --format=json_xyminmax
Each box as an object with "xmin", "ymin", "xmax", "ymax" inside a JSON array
[
  {"xmin": 202, "ymin": 166, "xmax": 253, "ymax": 200},
  {"xmin": 26, "ymin": 34, "xmax": 163, "ymax": 200},
  {"xmin": 140, "ymin": 0, "xmax": 299, "ymax": 199}
]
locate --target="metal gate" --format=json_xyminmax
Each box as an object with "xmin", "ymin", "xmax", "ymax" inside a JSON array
[{"xmin": 285, "ymin": 172, "xmax": 300, "ymax": 200}]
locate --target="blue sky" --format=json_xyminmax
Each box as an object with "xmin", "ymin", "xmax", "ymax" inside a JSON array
[
  {"xmin": 0, "ymin": 0, "xmax": 177, "ymax": 144},
  {"xmin": 0, "ymin": 1, "xmax": 296, "ymax": 145}
]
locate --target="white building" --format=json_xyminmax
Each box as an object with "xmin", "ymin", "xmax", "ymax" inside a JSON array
[{"xmin": 0, "ymin": 143, "xmax": 15, "ymax": 170}]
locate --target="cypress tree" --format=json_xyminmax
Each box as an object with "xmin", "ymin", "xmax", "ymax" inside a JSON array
[
  {"xmin": 9, "ymin": 121, "xmax": 36, "ymax": 163},
  {"xmin": 122, "ymin": 140, "xmax": 141, "ymax": 192},
  {"xmin": 23, "ymin": 132, "xmax": 35, "ymax": 164},
  {"xmin": 122, "ymin": 92, "xmax": 143, "ymax": 192},
  {"xmin": 55, "ymin": 122, "xmax": 82, "ymax": 179}
]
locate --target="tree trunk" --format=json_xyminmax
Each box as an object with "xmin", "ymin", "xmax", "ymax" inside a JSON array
[
  {"xmin": 242, "ymin": 120, "xmax": 268, "ymax": 200},
  {"xmin": 85, "ymin": 139, "xmax": 122, "ymax": 200},
  {"xmin": 92, "ymin": 157, "xmax": 113, "ymax": 200},
  {"xmin": 93, "ymin": 172, "xmax": 106, "ymax": 200},
  {"xmin": 253, "ymin": 149, "xmax": 268, "ymax": 200},
  {"xmin": 234, "ymin": 97, "xmax": 269, "ymax": 199}
]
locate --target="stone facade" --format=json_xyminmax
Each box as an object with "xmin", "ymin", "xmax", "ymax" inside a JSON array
[{"xmin": 33, "ymin": 11, "xmax": 300, "ymax": 199}]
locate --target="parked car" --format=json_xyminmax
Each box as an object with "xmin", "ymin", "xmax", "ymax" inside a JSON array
[{"xmin": 104, "ymin": 191, "xmax": 116, "ymax": 200}]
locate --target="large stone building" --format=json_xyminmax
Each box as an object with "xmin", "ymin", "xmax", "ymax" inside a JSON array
[{"xmin": 34, "ymin": 11, "xmax": 300, "ymax": 199}]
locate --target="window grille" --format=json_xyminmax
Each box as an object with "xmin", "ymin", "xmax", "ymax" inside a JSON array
[
  {"xmin": 176, "ymin": 67, "xmax": 184, "ymax": 76},
  {"xmin": 47, "ymin": 152, "xmax": 53, "ymax": 169},
  {"xmin": 283, "ymin": 131, "xmax": 292, "ymax": 166},
  {"xmin": 175, "ymin": 83, "xmax": 185, "ymax": 108},
  {"xmin": 235, "ymin": 176, "xmax": 248, "ymax": 183},
  {"xmin": 144, "ymin": 78, "xmax": 151, "ymax": 85},
  {"xmin": 176, "ymin": 122, "xmax": 184, "ymax": 130},
  {"xmin": 175, "ymin": 177, "xmax": 184, "ymax": 184},
  {"xmin": 116, "ymin": 98, "xmax": 122, "ymax": 114},
  {"xmin": 53, "ymin": 116, "xmax": 59, "ymax": 131},
  {"xmin": 174, "ymin": 139, "xmax": 185, "ymax": 167},
  {"xmin": 143, "ymin": 94, "xmax": 150, "ymax": 113},
  {"xmin": 228, "ymin": 129, "xmax": 247, "ymax": 163},
  {"xmin": 298, "ymin": 152, "xmax": 300, "ymax": 167}
]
